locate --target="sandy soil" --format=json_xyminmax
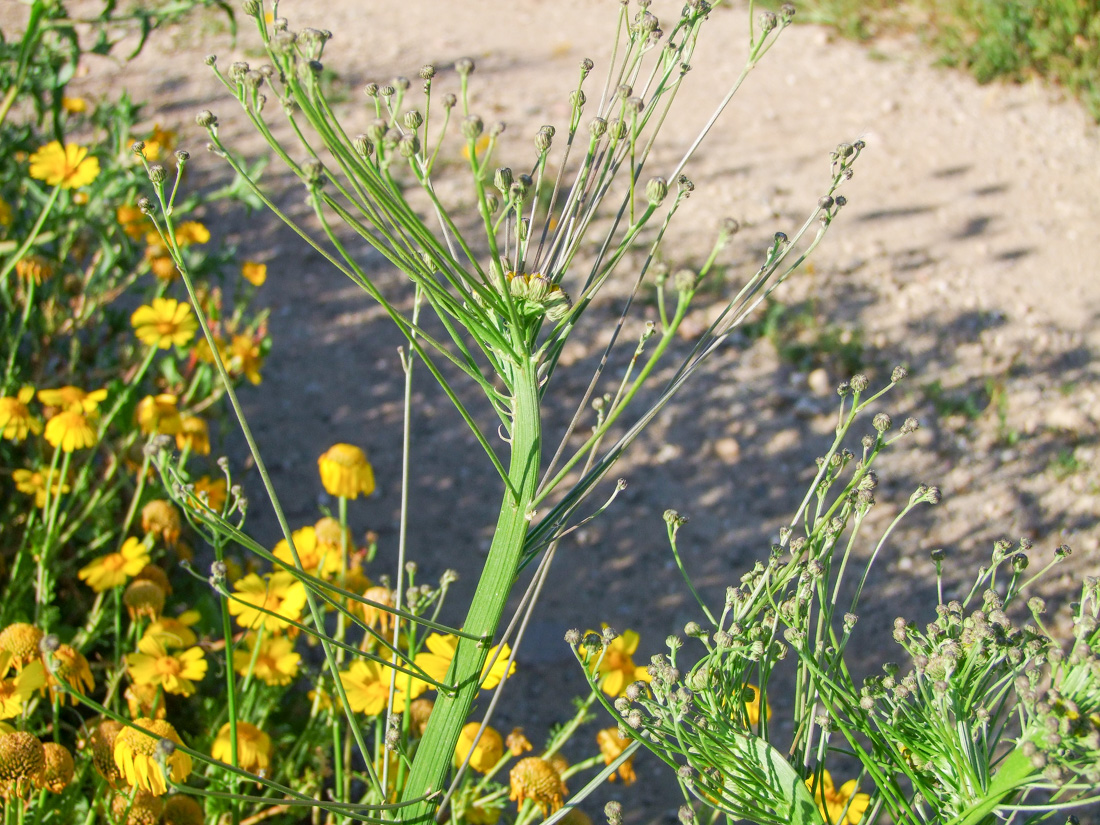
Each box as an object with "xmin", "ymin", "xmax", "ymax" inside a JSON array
[{"xmin": 8, "ymin": 0, "xmax": 1100, "ymax": 820}]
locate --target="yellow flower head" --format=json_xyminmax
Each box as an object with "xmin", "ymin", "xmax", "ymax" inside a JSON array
[
  {"xmin": 142, "ymin": 124, "xmax": 177, "ymax": 162},
  {"xmin": 506, "ymin": 728, "xmax": 533, "ymax": 756},
  {"xmin": 228, "ymin": 572, "xmax": 307, "ymax": 633},
  {"xmin": 806, "ymin": 769, "xmax": 870, "ymax": 825},
  {"xmin": 125, "ymin": 682, "xmax": 166, "ymax": 720},
  {"xmin": 360, "ymin": 585, "xmax": 396, "ymax": 635},
  {"xmin": 28, "ymin": 142, "xmax": 99, "ymax": 189},
  {"xmin": 113, "ymin": 718, "xmax": 192, "ymax": 796},
  {"xmin": 136, "ymin": 394, "xmax": 182, "ymax": 436},
  {"xmin": 588, "ymin": 626, "xmax": 651, "ymax": 697},
  {"xmin": 0, "ymin": 624, "xmax": 44, "ymax": 671},
  {"xmin": 596, "ymin": 728, "xmax": 636, "ymax": 784},
  {"xmin": 409, "ymin": 698, "xmax": 434, "ymax": 737},
  {"xmin": 273, "ymin": 523, "xmax": 347, "ymax": 580},
  {"xmin": 44, "ymin": 408, "xmax": 97, "ymax": 452},
  {"xmin": 37, "ymin": 386, "xmax": 107, "ymax": 414},
  {"xmin": 509, "ymin": 757, "xmax": 566, "ymax": 817},
  {"xmin": 88, "ymin": 718, "xmax": 125, "ymax": 786},
  {"xmin": 232, "ymin": 633, "xmax": 300, "ymax": 686},
  {"xmin": 60, "ymin": 97, "xmax": 88, "ymax": 114},
  {"xmin": 212, "ymin": 722, "xmax": 272, "ymax": 775},
  {"xmin": 228, "ymin": 334, "xmax": 264, "ymax": 384},
  {"xmin": 0, "ymin": 732, "xmax": 45, "ymax": 799},
  {"xmin": 162, "ymin": 794, "xmax": 204, "ymax": 825},
  {"xmin": 142, "ymin": 500, "xmax": 182, "ymax": 547},
  {"xmin": 40, "ymin": 742, "xmax": 74, "ymax": 793},
  {"xmin": 117, "ymin": 204, "xmax": 153, "ymax": 239},
  {"xmin": 241, "ymin": 261, "xmax": 267, "ymax": 286},
  {"xmin": 111, "ymin": 788, "xmax": 163, "ymax": 825},
  {"xmin": 0, "ymin": 658, "xmax": 45, "ymax": 720},
  {"xmin": 454, "ymin": 722, "xmax": 503, "ymax": 774},
  {"xmin": 147, "ymin": 249, "xmax": 178, "ymax": 282},
  {"xmin": 143, "ymin": 610, "xmax": 201, "ymax": 650},
  {"xmin": 174, "ymin": 221, "xmax": 210, "ymax": 246},
  {"xmin": 131, "ymin": 298, "xmax": 197, "ymax": 349},
  {"xmin": 189, "ymin": 475, "xmax": 227, "ymax": 512},
  {"xmin": 414, "ymin": 634, "xmax": 515, "ymax": 695},
  {"xmin": 126, "ymin": 634, "xmax": 207, "ymax": 696},
  {"xmin": 12, "ymin": 469, "xmax": 69, "ymax": 508},
  {"xmin": 317, "ymin": 443, "xmax": 375, "ymax": 499},
  {"xmin": 741, "ymin": 683, "xmax": 772, "ymax": 727},
  {"xmin": 0, "ymin": 387, "xmax": 41, "ymax": 442},
  {"xmin": 175, "ymin": 414, "xmax": 210, "ymax": 455},
  {"xmin": 78, "ymin": 537, "xmax": 151, "ymax": 592},
  {"xmin": 45, "ymin": 644, "xmax": 94, "ymax": 705},
  {"xmin": 14, "ymin": 255, "xmax": 55, "ymax": 285},
  {"xmin": 339, "ymin": 658, "xmax": 416, "ymax": 715},
  {"xmin": 124, "ymin": 579, "xmax": 167, "ymax": 621}
]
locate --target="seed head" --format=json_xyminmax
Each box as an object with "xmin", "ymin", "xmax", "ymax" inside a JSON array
[
  {"xmin": 419, "ymin": 64, "xmax": 436, "ymax": 80},
  {"xmin": 456, "ymin": 58, "xmax": 475, "ymax": 77},
  {"xmin": 873, "ymin": 412, "xmax": 892, "ymax": 433}
]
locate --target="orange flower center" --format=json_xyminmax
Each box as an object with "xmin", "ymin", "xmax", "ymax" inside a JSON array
[
  {"xmin": 155, "ymin": 657, "xmax": 182, "ymax": 677},
  {"xmin": 102, "ymin": 554, "xmax": 126, "ymax": 572},
  {"xmin": 156, "ymin": 320, "xmax": 177, "ymax": 335}
]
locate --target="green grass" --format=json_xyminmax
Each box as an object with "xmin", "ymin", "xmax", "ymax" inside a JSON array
[{"xmin": 774, "ymin": 0, "xmax": 1100, "ymax": 121}]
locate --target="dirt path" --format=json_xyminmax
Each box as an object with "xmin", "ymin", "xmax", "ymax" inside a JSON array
[{"xmin": 15, "ymin": 0, "xmax": 1100, "ymax": 818}]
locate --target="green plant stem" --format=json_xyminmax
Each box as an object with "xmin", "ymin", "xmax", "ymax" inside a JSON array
[{"xmin": 398, "ymin": 362, "xmax": 542, "ymax": 823}]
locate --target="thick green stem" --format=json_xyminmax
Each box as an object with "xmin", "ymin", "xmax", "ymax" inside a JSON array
[{"xmin": 398, "ymin": 362, "xmax": 541, "ymax": 823}]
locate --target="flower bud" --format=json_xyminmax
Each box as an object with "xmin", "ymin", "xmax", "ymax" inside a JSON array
[
  {"xmin": 461, "ymin": 115, "xmax": 484, "ymax": 141},
  {"xmin": 403, "ymin": 110, "xmax": 423, "ymax": 130},
  {"xmin": 147, "ymin": 164, "xmax": 166, "ymax": 184},
  {"xmin": 456, "ymin": 57, "xmax": 475, "ymax": 76},
  {"xmin": 419, "ymin": 64, "xmax": 436, "ymax": 80},
  {"xmin": 494, "ymin": 167, "xmax": 513, "ymax": 194},
  {"xmin": 645, "ymin": 176, "xmax": 668, "ymax": 206},
  {"xmin": 196, "ymin": 110, "xmax": 218, "ymax": 128}
]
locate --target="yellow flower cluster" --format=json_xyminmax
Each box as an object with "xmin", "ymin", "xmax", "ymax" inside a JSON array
[
  {"xmin": 1, "ymin": 384, "xmax": 108, "ymax": 458},
  {"xmin": 28, "ymin": 141, "xmax": 99, "ymax": 189}
]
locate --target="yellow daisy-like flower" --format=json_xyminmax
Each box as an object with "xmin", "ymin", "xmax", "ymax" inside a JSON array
[
  {"xmin": 162, "ymin": 794, "xmax": 204, "ymax": 825},
  {"xmin": 742, "ymin": 683, "xmax": 772, "ymax": 727},
  {"xmin": 414, "ymin": 634, "xmax": 514, "ymax": 694},
  {"xmin": 44, "ymin": 408, "xmax": 97, "ymax": 452},
  {"xmin": 124, "ymin": 579, "xmax": 167, "ymax": 621},
  {"xmin": 211, "ymin": 722, "xmax": 272, "ymax": 775},
  {"xmin": 175, "ymin": 414, "xmax": 209, "ymax": 455},
  {"xmin": 131, "ymin": 298, "xmax": 197, "ymax": 349},
  {"xmin": 0, "ymin": 625, "xmax": 43, "ymax": 671},
  {"xmin": 142, "ymin": 124, "xmax": 177, "ymax": 162},
  {"xmin": 360, "ymin": 585, "xmax": 396, "ymax": 635},
  {"xmin": 228, "ymin": 572, "xmax": 307, "ymax": 633},
  {"xmin": 588, "ymin": 626, "xmax": 651, "ymax": 697},
  {"xmin": 806, "ymin": 770, "xmax": 870, "ymax": 825},
  {"xmin": 189, "ymin": 475, "xmax": 228, "ymax": 512},
  {"xmin": 454, "ymin": 722, "xmax": 503, "ymax": 774},
  {"xmin": 339, "ymin": 658, "xmax": 419, "ymax": 715},
  {"xmin": 596, "ymin": 728, "xmax": 636, "ymax": 784},
  {"xmin": 12, "ymin": 469, "xmax": 69, "ymax": 508},
  {"xmin": 126, "ymin": 635, "xmax": 207, "ymax": 696},
  {"xmin": 39, "ymin": 742, "xmax": 74, "ymax": 793},
  {"xmin": 28, "ymin": 141, "xmax": 100, "ymax": 189},
  {"xmin": 273, "ymin": 523, "xmax": 346, "ymax": 580},
  {"xmin": 174, "ymin": 221, "xmax": 210, "ymax": 246},
  {"xmin": 232, "ymin": 633, "xmax": 300, "ymax": 686},
  {"xmin": 142, "ymin": 500, "xmax": 182, "ymax": 547},
  {"xmin": 45, "ymin": 644, "xmax": 94, "ymax": 705},
  {"xmin": 317, "ymin": 443, "xmax": 375, "ymax": 499},
  {"xmin": 0, "ymin": 658, "xmax": 45, "ymax": 720},
  {"xmin": 136, "ymin": 394, "xmax": 182, "ymax": 436},
  {"xmin": 509, "ymin": 757, "xmax": 566, "ymax": 817},
  {"xmin": 125, "ymin": 682, "xmax": 166, "ymax": 720},
  {"xmin": 143, "ymin": 610, "xmax": 201, "ymax": 650},
  {"xmin": 228, "ymin": 334, "xmax": 264, "ymax": 384},
  {"xmin": 37, "ymin": 386, "xmax": 107, "ymax": 413},
  {"xmin": 241, "ymin": 261, "xmax": 267, "ymax": 286},
  {"xmin": 0, "ymin": 387, "xmax": 41, "ymax": 442},
  {"xmin": 78, "ymin": 537, "xmax": 151, "ymax": 592},
  {"xmin": 113, "ymin": 718, "xmax": 191, "ymax": 796},
  {"xmin": 60, "ymin": 96, "xmax": 88, "ymax": 113},
  {"xmin": 0, "ymin": 731, "xmax": 46, "ymax": 800}
]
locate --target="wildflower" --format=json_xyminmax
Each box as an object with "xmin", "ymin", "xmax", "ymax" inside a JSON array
[
  {"xmin": 0, "ymin": 624, "xmax": 44, "ymax": 670},
  {"xmin": 14, "ymin": 255, "xmax": 54, "ymax": 285},
  {"xmin": 805, "ymin": 770, "xmax": 870, "ymax": 825},
  {"xmin": 409, "ymin": 698, "xmax": 434, "ymax": 737},
  {"xmin": 142, "ymin": 125, "xmax": 177, "ymax": 161},
  {"xmin": 175, "ymin": 414, "xmax": 210, "ymax": 455},
  {"xmin": 0, "ymin": 657, "xmax": 45, "ymax": 719},
  {"xmin": 174, "ymin": 221, "xmax": 210, "ymax": 246},
  {"xmin": 134, "ymin": 565, "xmax": 172, "ymax": 595},
  {"xmin": 190, "ymin": 475, "xmax": 227, "ymax": 512},
  {"xmin": 131, "ymin": 298, "xmax": 197, "ymax": 349},
  {"xmin": 143, "ymin": 610, "xmax": 201, "ymax": 649},
  {"xmin": 146, "ymin": 246, "xmax": 178, "ymax": 281},
  {"xmin": 37, "ymin": 386, "xmax": 107, "ymax": 413},
  {"xmin": 28, "ymin": 141, "xmax": 99, "ymax": 188},
  {"xmin": 126, "ymin": 634, "xmax": 207, "ymax": 696},
  {"xmin": 509, "ymin": 757, "xmax": 566, "ymax": 817},
  {"xmin": 596, "ymin": 728, "xmax": 636, "ymax": 784},
  {"xmin": 228, "ymin": 334, "xmax": 264, "ymax": 384},
  {"xmin": 118, "ymin": 204, "xmax": 153, "ymax": 239},
  {"xmin": 228, "ymin": 572, "xmax": 307, "ymax": 633},
  {"xmin": 78, "ymin": 537, "xmax": 151, "ymax": 592},
  {"xmin": 113, "ymin": 718, "xmax": 192, "ymax": 795},
  {"xmin": 88, "ymin": 718, "xmax": 125, "ymax": 786},
  {"xmin": 339, "ymin": 658, "xmax": 421, "ymax": 715},
  {"xmin": 415, "ymin": 634, "xmax": 514, "ymax": 693},
  {"xmin": 0, "ymin": 387, "xmax": 40, "ymax": 442},
  {"xmin": 142, "ymin": 500, "xmax": 182, "ymax": 547},
  {"xmin": 39, "ymin": 743, "xmax": 74, "ymax": 792},
  {"xmin": 212, "ymin": 722, "xmax": 272, "ymax": 775},
  {"xmin": 232, "ymin": 633, "xmax": 300, "ymax": 686},
  {"xmin": 125, "ymin": 683, "xmax": 166, "ymax": 720},
  {"xmin": 60, "ymin": 97, "xmax": 88, "ymax": 113},
  {"xmin": 12, "ymin": 469, "xmax": 69, "ymax": 507},
  {"xmin": 44, "ymin": 408, "xmax": 97, "ymax": 451},
  {"xmin": 454, "ymin": 722, "xmax": 503, "ymax": 773},
  {"xmin": 45, "ymin": 644, "xmax": 94, "ymax": 705},
  {"xmin": 587, "ymin": 626, "xmax": 651, "ymax": 696},
  {"xmin": 742, "ymin": 683, "xmax": 772, "ymax": 727},
  {"xmin": 360, "ymin": 585, "xmax": 396, "ymax": 635},
  {"xmin": 112, "ymin": 788, "xmax": 164, "ymax": 825},
  {"xmin": 506, "ymin": 728, "xmax": 533, "ymax": 756},
  {"xmin": 273, "ymin": 523, "xmax": 347, "ymax": 580},
  {"xmin": 0, "ymin": 731, "xmax": 45, "ymax": 799},
  {"xmin": 124, "ymin": 579, "xmax": 166, "ymax": 620},
  {"xmin": 317, "ymin": 443, "xmax": 375, "ymax": 499},
  {"xmin": 241, "ymin": 260, "xmax": 267, "ymax": 286},
  {"xmin": 163, "ymin": 794, "xmax": 204, "ymax": 825},
  {"xmin": 136, "ymin": 394, "xmax": 182, "ymax": 435}
]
